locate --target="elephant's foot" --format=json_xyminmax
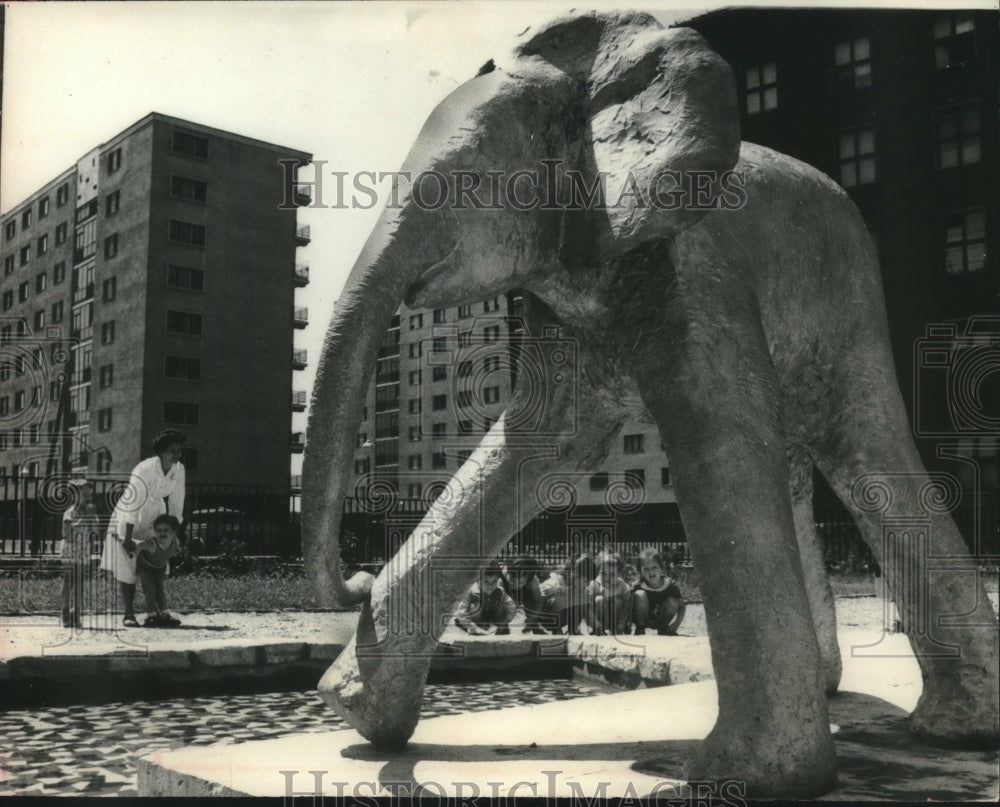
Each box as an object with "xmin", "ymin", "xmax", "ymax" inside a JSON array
[
  {"xmin": 910, "ymin": 663, "xmax": 1000, "ymax": 747},
  {"xmin": 683, "ymin": 720, "xmax": 838, "ymax": 798},
  {"xmin": 316, "ymin": 601, "xmax": 435, "ymax": 749}
]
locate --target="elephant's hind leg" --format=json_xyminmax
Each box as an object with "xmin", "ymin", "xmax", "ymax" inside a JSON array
[{"xmin": 789, "ymin": 450, "xmax": 842, "ymax": 694}]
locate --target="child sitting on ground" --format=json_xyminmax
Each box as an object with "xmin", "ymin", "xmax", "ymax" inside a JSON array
[
  {"xmin": 136, "ymin": 514, "xmax": 182, "ymax": 627},
  {"xmin": 631, "ymin": 547, "xmax": 685, "ymax": 636},
  {"xmin": 59, "ymin": 479, "xmax": 100, "ymax": 629},
  {"xmin": 539, "ymin": 552, "xmax": 596, "ymax": 634},
  {"xmin": 587, "ymin": 549, "xmax": 631, "ymax": 635},
  {"xmin": 504, "ymin": 555, "xmax": 550, "ymax": 634},
  {"xmin": 454, "ymin": 561, "xmax": 517, "ymax": 635}
]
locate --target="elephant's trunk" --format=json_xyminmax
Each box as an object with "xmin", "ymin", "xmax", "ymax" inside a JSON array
[{"xmin": 302, "ymin": 205, "xmax": 449, "ymax": 606}]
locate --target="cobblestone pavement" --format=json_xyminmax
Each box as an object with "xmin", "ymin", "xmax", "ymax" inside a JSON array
[{"xmin": 0, "ymin": 680, "xmax": 604, "ymax": 797}]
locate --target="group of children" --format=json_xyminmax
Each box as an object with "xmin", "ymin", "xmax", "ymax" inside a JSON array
[
  {"xmin": 453, "ymin": 547, "xmax": 686, "ymax": 637},
  {"xmin": 59, "ymin": 478, "xmax": 182, "ymax": 628}
]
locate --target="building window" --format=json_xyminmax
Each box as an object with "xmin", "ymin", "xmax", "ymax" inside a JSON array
[
  {"xmin": 409, "ymin": 313, "xmax": 423, "ymax": 330},
  {"xmin": 0, "ymin": 397, "xmax": 6, "ymax": 415},
  {"xmin": 18, "ymin": 282, "xmax": 29, "ymax": 302},
  {"xmin": 623, "ymin": 434, "xmax": 644, "ymax": 453},
  {"xmin": 430, "ymin": 336, "xmax": 447, "ymax": 354},
  {"xmin": 49, "ymin": 381, "xmax": 59, "ymax": 402},
  {"xmin": 168, "ymin": 220, "xmax": 206, "ymax": 247},
  {"xmin": 432, "ymin": 366, "xmax": 447, "ymax": 382},
  {"xmin": 458, "ymin": 360, "xmax": 473, "ymax": 377},
  {"xmin": 431, "ymin": 423, "xmax": 446, "ymax": 437},
  {"xmin": 33, "ymin": 310, "xmax": 45, "ymax": 330},
  {"xmin": 102, "ymin": 277, "xmax": 117, "ymax": 301},
  {"xmin": 432, "ymin": 394, "xmax": 447, "ymax": 411},
  {"xmin": 432, "ymin": 309, "xmax": 446, "ymax": 324},
  {"xmin": 51, "ymin": 300, "xmax": 64, "ymax": 323},
  {"xmin": 163, "ymin": 401, "xmax": 200, "ymax": 426},
  {"xmin": 32, "ymin": 386, "xmax": 42, "ymax": 406},
  {"xmin": 172, "ymin": 130, "xmax": 209, "ymax": 159},
  {"xmin": 3, "ymin": 221, "xmax": 14, "ymax": 241},
  {"xmin": 19, "ymin": 246, "xmax": 30, "ymax": 267},
  {"xmin": 484, "ymin": 297, "xmax": 500, "ymax": 312},
  {"xmin": 354, "ymin": 459, "xmax": 370, "ymax": 475},
  {"xmin": 2, "ymin": 291, "xmax": 11, "ymax": 310},
  {"xmin": 104, "ymin": 233, "xmax": 119, "ymax": 259},
  {"xmin": 166, "ymin": 310, "xmax": 203, "ymax": 335},
  {"xmin": 407, "ymin": 483, "xmax": 423, "ymax": 498},
  {"xmin": 166, "ymin": 264, "xmax": 204, "ymax": 291},
  {"xmin": 408, "ymin": 342, "xmax": 422, "ymax": 359},
  {"xmin": 432, "ymin": 451, "xmax": 447, "ymax": 469},
  {"xmin": 101, "ymin": 321, "xmax": 116, "ymax": 345},
  {"xmin": 626, "ymin": 468, "xmax": 645, "ymax": 490},
  {"xmin": 39, "ymin": 197, "xmax": 50, "ymax": 219},
  {"xmin": 483, "ymin": 386, "xmax": 501, "ymax": 403},
  {"xmin": 661, "ymin": 467, "xmax": 671, "ymax": 487},
  {"xmin": 837, "ymin": 127, "xmax": 876, "ymax": 187},
  {"xmin": 933, "ymin": 12, "xmax": 976, "ymax": 69},
  {"xmin": 458, "ymin": 419, "xmax": 474, "ymax": 433},
  {"xmin": 98, "ymin": 408, "xmax": 113, "ymax": 432},
  {"xmin": 107, "ymin": 148, "xmax": 122, "ymax": 174},
  {"xmin": 589, "ymin": 472, "xmax": 609, "ymax": 491},
  {"xmin": 937, "ymin": 103, "xmax": 981, "ymax": 168},
  {"xmin": 170, "ymin": 176, "xmax": 208, "ymax": 203},
  {"xmin": 483, "ymin": 325, "xmax": 501, "ymax": 342},
  {"xmin": 483, "ymin": 355, "xmax": 501, "ymax": 373},
  {"xmin": 54, "ymin": 262, "xmax": 66, "ymax": 285},
  {"xmin": 165, "ymin": 355, "xmax": 201, "ymax": 380},
  {"xmin": 408, "ymin": 426, "xmax": 422, "ymax": 442},
  {"xmin": 56, "ymin": 184, "xmax": 69, "ymax": 207},
  {"xmin": 22, "ymin": 209, "xmax": 32, "ymax": 228},
  {"xmin": 99, "ymin": 364, "xmax": 114, "ymax": 388},
  {"xmin": 408, "ymin": 369, "xmax": 422, "ymax": 386},
  {"xmin": 408, "ymin": 455, "xmax": 422, "ymax": 470},
  {"xmin": 96, "ymin": 451, "xmax": 112, "ymax": 473},
  {"xmin": 408, "ymin": 399, "xmax": 422, "ymax": 414},
  {"xmin": 36, "ymin": 234, "xmax": 48, "ymax": 257},
  {"xmin": 456, "ymin": 390, "xmax": 473, "ymax": 408},
  {"xmin": 944, "ymin": 210, "xmax": 986, "ymax": 274},
  {"xmin": 105, "ymin": 190, "xmax": 120, "ymax": 216},
  {"xmin": 3, "ymin": 256, "xmax": 12, "ymax": 277},
  {"xmin": 458, "ymin": 331, "xmax": 472, "ymax": 347},
  {"xmin": 457, "ymin": 304, "xmax": 472, "ymax": 319},
  {"xmin": 55, "ymin": 222, "xmax": 68, "ymax": 244},
  {"xmin": 746, "ymin": 63, "xmax": 777, "ymax": 114},
  {"xmin": 36, "ymin": 273, "xmax": 47, "ymax": 294}
]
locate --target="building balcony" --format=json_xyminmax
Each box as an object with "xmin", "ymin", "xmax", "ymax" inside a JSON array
[
  {"xmin": 292, "ymin": 349, "xmax": 308, "ymax": 370},
  {"xmin": 293, "ymin": 186, "xmax": 312, "ymax": 206},
  {"xmin": 294, "ymin": 263, "xmax": 310, "ymax": 287},
  {"xmin": 72, "ymin": 283, "xmax": 95, "ymax": 304},
  {"xmin": 290, "ymin": 432, "xmax": 306, "ymax": 453},
  {"xmin": 293, "ymin": 307, "xmax": 308, "ymax": 329},
  {"xmin": 291, "ymin": 475, "xmax": 302, "ymax": 493},
  {"xmin": 295, "ymin": 225, "xmax": 311, "ymax": 245},
  {"xmin": 292, "ymin": 390, "xmax": 307, "ymax": 412}
]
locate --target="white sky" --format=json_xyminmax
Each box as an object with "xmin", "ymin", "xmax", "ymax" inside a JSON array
[{"xmin": 1, "ymin": 0, "xmax": 990, "ymax": 474}]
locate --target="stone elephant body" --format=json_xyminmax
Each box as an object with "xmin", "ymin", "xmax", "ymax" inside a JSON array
[{"xmin": 302, "ymin": 11, "xmax": 999, "ymax": 798}]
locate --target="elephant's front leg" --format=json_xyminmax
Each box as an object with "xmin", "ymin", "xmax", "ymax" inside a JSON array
[{"xmin": 623, "ymin": 276, "xmax": 836, "ymax": 797}]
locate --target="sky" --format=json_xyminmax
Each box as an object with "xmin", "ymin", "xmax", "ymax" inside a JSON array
[{"xmin": 1, "ymin": 0, "xmax": 988, "ymax": 474}]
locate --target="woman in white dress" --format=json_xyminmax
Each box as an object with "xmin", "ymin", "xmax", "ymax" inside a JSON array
[{"xmin": 101, "ymin": 429, "xmax": 186, "ymax": 627}]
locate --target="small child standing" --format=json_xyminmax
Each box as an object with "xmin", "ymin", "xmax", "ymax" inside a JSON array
[
  {"xmin": 631, "ymin": 548, "xmax": 685, "ymax": 636},
  {"xmin": 587, "ymin": 549, "xmax": 631, "ymax": 635},
  {"xmin": 454, "ymin": 561, "xmax": 517, "ymax": 635},
  {"xmin": 136, "ymin": 514, "xmax": 182, "ymax": 627},
  {"xmin": 60, "ymin": 479, "xmax": 99, "ymax": 628}
]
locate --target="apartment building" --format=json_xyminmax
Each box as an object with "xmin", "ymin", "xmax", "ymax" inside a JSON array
[{"xmin": 0, "ymin": 113, "xmax": 311, "ymax": 491}]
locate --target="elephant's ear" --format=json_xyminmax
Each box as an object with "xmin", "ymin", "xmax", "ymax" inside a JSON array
[{"xmin": 517, "ymin": 12, "xmax": 740, "ymax": 251}]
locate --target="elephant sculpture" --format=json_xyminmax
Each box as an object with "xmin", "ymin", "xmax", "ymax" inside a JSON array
[{"xmin": 302, "ymin": 10, "xmax": 999, "ymax": 798}]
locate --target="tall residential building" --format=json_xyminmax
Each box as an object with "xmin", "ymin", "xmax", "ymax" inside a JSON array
[
  {"xmin": 0, "ymin": 113, "xmax": 311, "ymax": 490},
  {"xmin": 685, "ymin": 7, "xmax": 998, "ymax": 552}
]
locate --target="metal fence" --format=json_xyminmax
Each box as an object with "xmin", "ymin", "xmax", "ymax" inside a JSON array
[{"xmin": 0, "ymin": 475, "xmax": 300, "ymax": 557}]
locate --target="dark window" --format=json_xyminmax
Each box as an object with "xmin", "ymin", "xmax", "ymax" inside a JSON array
[
  {"xmin": 56, "ymin": 184, "xmax": 69, "ymax": 207},
  {"xmin": 19, "ymin": 246, "xmax": 30, "ymax": 267},
  {"xmin": 408, "ymin": 426, "xmax": 422, "ymax": 442},
  {"xmin": 937, "ymin": 103, "xmax": 981, "ymax": 168},
  {"xmin": 36, "ymin": 234, "xmax": 48, "ymax": 256},
  {"xmin": 484, "ymin": 297, "xmax": 500, "ymax": 312},
  {"xmin": 101, "ymin": 321, "xmax": 116, "ymax": 345},
  {"xmin": 2, "ymin": 291, "xmax": 12, "ymax": 310},
  {"xmin": 3, "ymin": 256, "xmax": 12, "ymax": 276},
  {"xmin": 21, "ymin": 209, "xmax": 32, "ymax": 228},
  {"xmin": 943, "ymin": 210, "xmax": 986, "ymax": 274},
  {"xmin": 102, "ymin": 277, "xmax": 117, "ymax": 301},
  {"xmin": 99, "ymin": 364, "xmax": 114, "ymax": 388},
  {"xmin": 33, "ymin": 310, "xmax": 45, "ymax": 330},
  {"xmin": 746, "ymin": 63, "xmax": 777, "ymax": 114},
  {"xmin": 167, "ymin": 264, "xmax": 205, "ymax": 291},
  {"xmin": 163, "ymin": 401, "xmax": 199, "ymax": 425},
  {"xmin": 55, "ymin": 222, "xmax": 68, "ymax": 244},
  {"xmin": 433, "ymin": 309, "xmax": 446, "ymax": 324},
  {"xmin": 483, "ymin": 325, "xmax": 501, "ymax": 342},
  {"xmin": 409, "ymin": 369, "xmax": 422, "ymax": 386},
  {"xmin": 432, "ymin": 451, "xmax": 447, "ymax": 469},
  {"xmin": 432, "ymin": 336, "xmax": 447, "ymax": 353},
  {"xmin": 165, "ymin": 355, "xmax": 202, "ymax": 380},
  {"xmin": 75, "ymin": 199, "xmax": 98, "ymax": 223},
  {"xmin": 54, "ymin": 262, "xmax": 66, "ymax": 285},
  {"xmin": 432, "ymin": 394, "xmax": 447, "ymax": 411},
  {"xmin": 409, "ymin": 342, "xmax": 422, "ymax": 359},
  {"xmin": 626, "ymin": 468, "xmax": 645, "ymax": 490},
  {"xmin": 457, "ymin": 304, "xmax": 472, "ymax": 319},
  {"xmin": 431, "ymin": 423, "xmax": 446, "ymax": 437},
  {"xmin": 837, "ymin": 127, "xmax": 876, "ymax": 187},
  {"xmin": 432, "ymin": 366, "xmax": 447, "ymax": 382},
  {"xmin": 834, "ymin": 37, "xmax": 872, "ymax": 89},
  {"xmin": 483, "ymin": 356, "xmax": 501, "ymax": 372},
  {"xmin": 458, "ymin": 360, "xmax": 473, "ymax": 377},
  {"xmin": 18, "ymin": 281, "xmax": 29, "ymax": 302},
  {"xmin": 409, "ymin": 313, "xmax": 423, "ymax": 330},
  {"xmin": 661, "ymin": 467, "xmax": 671, "ymax": 486},
  {"xmin": 51, "ymin": 301, "xmax": 64, "ymax": 323},
  {"xmin": 107, "ymin": 148, "xmax": 122, "ymax": 174},
  {"xmin": 170, "ymin": 176, "xmax": 208, "ymax": 203},
  {"xmin": 457, "ymin": 390, "xmax": 473, "ymax": 408},
  {"xmin": 933, "ymin": 12, "xmax": 976, "ymax": 69},
  {"xmin": 168, "ymin": 220, "xmax": 206, "ymax": 247},
  {"xmin": 105, "ymin": 190, "xmax": 120, "ymax": 216},
  {"xmin": 38, "ymin": 197, "xmax": 50, "ymax": 219},
  {"xmin": 172, "ymin": 130, "xmax": 209, "ymax": 159},
  {"xmin": 3, "ymin": 221, "xmax": 14, "ymax": 241},
  {"xmin": 407, "ymin": 483, "xmax": 423, "ymax": 498},
  {"xmin": 408, "ymin": 399, "xmax": 421, "ymax": 414},
  {"xmin": 483, "ymin": 386, "xmax": 500, "ymax": 403},
  {"xmin": 166, "ymin": 310, "xmax": 203, "ymax": 335},
  {"xmin": 623, "ymin": 434, "xmax": 644, "ymax": 453},
  {"xmin": 408, "ymin": 455, "xmax": 422, "ymax": 470},
  {"xmin": 589, "ymin": 472, "xmax": 609, "ymax": 490},
  {"xmin": 98, "ymin": 408, "xmax": 113, "ymax": 432},
  {"xmin": 36, "ymin": 273, "xmax": 47, "ymax": 293}
]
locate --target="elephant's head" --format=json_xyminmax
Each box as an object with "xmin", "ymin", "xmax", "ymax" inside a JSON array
[{"xmin": 302, "ymin": 11, "xmax": 739, "ymax": 606}]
